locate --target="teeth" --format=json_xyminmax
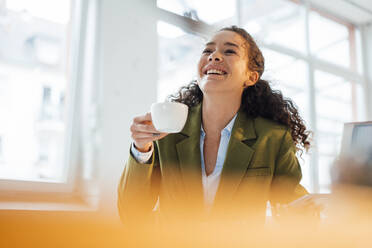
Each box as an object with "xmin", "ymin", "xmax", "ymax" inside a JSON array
[{"xmin": 207, "ymin": 69, "xmax": 225, "ymax": 75}]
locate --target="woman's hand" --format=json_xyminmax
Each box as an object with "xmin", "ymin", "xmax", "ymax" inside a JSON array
[
  {"xmin": 130, "ymin": 112, "xmax": 168, "ymax": 152},
  {"xmin": 276, "ymin": 195, "xmax": 325, "ymax": 218}
]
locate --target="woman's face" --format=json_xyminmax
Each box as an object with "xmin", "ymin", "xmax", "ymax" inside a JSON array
[{"xmin": 197, "ymin": 30, "xmax": 252, "ymax": 95}]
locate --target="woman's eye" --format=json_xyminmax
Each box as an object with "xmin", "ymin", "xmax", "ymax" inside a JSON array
[
  {"xmin": 202, "ymin": 49, "xmax": 212, "ymax": 54},
  {"xmin": 225, "ymin": 49, "xmax": 236, "ymax": 54}
]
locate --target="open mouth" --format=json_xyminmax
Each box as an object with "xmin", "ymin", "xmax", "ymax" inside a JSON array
[{"xmin": 204, "ymin": 69, "xmax": 227, "ymax": 75}]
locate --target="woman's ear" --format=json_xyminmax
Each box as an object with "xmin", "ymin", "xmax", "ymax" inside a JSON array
[{"xmin": 246, "ymin": 71, "xmax": 259, "ymax": 86}]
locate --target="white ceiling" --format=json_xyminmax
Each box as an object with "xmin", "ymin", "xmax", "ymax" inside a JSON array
[{"xmin": 307, "ymin": 0, "xmax": 372, "ymax": 25}]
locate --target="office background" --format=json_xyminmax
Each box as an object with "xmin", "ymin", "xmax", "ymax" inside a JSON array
[{"xmin": 0, "ymin": 0, "xmax": 371, "ymax": 220}]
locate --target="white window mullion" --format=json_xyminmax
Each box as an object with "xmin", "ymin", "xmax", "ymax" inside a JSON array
[
  {"xmin": 236, "ymin": 0, "xmax": 242, "ymax": 26},
  {"xmin": 360, "ymin": 24, "xmax": 372, "ymax": 120},
  {"xmin": 305, "ymin": 0, "xmax": 319, "ymax": 193}
]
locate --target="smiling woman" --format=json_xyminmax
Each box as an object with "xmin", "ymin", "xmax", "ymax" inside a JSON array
[
  {"xmin": 197, "ymin": 31, "xmax": 258, "ymax": 99},
  {"xmin": 118, "ymin": 26, "xmax": 313, "ymax": 225},
  {"xmin": 172, "ymin": 26, "xmax": 310, "ymax": 153}
]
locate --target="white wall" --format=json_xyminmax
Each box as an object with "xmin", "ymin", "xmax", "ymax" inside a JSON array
[{"xmin": 96, "ymin": 0, "xmax": 158, "ymax": 218}]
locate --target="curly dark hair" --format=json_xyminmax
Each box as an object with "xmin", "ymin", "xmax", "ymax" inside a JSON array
[{"xmin": 168, "ymin": 26, "xmax": 311, "ymax": 152}]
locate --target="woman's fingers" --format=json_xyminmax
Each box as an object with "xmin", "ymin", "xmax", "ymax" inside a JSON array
[
  {"xmin": 133, "ymin": 138, "xmax": 153, "ymax": 146},
  {"xmin": 133, "ymin": 133, "xmax": 167, "ymax": 148},
  {"xmin": 131, "ymin": 123, "xmax": 158, "ymax": 133},
  {"xmin": 130, "ymin": 112, "xmax": 169, "ymax": 150},
  {"xmin": 131, "ymin": 113, "xmax": 161, "ymax": 133},
  {"xmin": 135, "ymin": 133, "xmax": 167, "ymax": 142},
  {"xmin": 133, "ymin": 112, "xmax": 152, "ymax": 124},
  {"xmin": 132, "ymin": 132, "xmax": 158, "ymax": 139},
  {"xmin": 132, "ymin": 131, "xmax": 167, "ymax": 140}
]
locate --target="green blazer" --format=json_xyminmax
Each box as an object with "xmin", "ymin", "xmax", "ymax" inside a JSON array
[{"xmin": 118, "ymin": 103, "xmax": 307, "ymax": 223}]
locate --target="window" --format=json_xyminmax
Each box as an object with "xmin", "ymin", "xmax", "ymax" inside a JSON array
[
  {"xmin": 0, "ymin": 0, "xmax": 71, "ymax": 182},
  {"xmin": 157, "ymin": 21, "xmax": 204, "ymax": 101},
  {"xmin": 242, "ymin": 0, "xmax": 306, "ymax": 53},
  {"xmin": 314, "ymin": 70, "xmax": 364, "ymax": 192},
  {"xmin": 309, "ymin": 11, "xmax": 350, "ymax": 68},
  {"xmin": 0, "ymin": 0, "xmax": 100, "ymax": 208},
  {"xmin": 157, "ymin": 0, "xmax": 237, "ymax": 24},
  {"xmin": 155, "ymin": 0, "xmax": 367, "ymax": 193}
]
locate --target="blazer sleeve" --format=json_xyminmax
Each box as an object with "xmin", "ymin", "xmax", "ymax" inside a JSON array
[
  {"xmin": 269, "ymin": 129, "xmax": 308, "ymax": 205},
  {"xmin": 117, "ymin": 142, "xmax": 161, "ymax": 224}
]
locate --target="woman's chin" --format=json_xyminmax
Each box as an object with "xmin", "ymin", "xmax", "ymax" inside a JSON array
[
  {"xmin": 199, "ymin": 77, "xmax": 226, "ymax": 88},
  {"xmin": 200, "ymin": 74, "xmax": 227, "ymax": 83},
  {"xmin": 199, "ymin": 80, "xmax": 228, "ymax": 93}
]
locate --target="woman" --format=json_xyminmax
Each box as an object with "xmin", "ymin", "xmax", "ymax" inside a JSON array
[{"xmin": 118, "ymin": 26, "xmax": 312, "ymax": 224}]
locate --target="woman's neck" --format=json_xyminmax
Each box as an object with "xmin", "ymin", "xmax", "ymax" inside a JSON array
[{"xmin": 202, "ymin": 93, "xmax": 241, "ymax": 134}]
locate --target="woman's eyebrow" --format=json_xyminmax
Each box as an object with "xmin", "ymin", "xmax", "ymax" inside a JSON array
[
  {"xmin": 224, "ymin": 42, "xmax": 239, "ymax": 48},
  {"xmin": 205, "ymin": 41, "xmax": 239, "ymax": 48}
]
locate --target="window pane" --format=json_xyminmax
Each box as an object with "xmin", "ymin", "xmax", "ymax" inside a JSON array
[
  {"xmin": 157, "ymin": 21, "xmax": 204, "ymax": 101},
  {"xmin": 242, "ymin": 0, "xmax": 306, "ymax": 53},
  {"xmin": 318, "ymin": 155, "xmax": 334, "ymax": 193},
  {"xmin": 262, "ymin": 48, "xmax": 310, "ymax": 124},
  {"xmin": 6, "ymin": 0, "xmax": 70, "ymax": 24},
  {"xmin": 157, "ymin": 0, "xmax": 236, "ymax": 24},
  {"xmin": 315, "ymin": 71, "xmax": 353, "ymax": 123},
  {"xmin": 0, "ymin": 1, "xmax": 72, "ymax": 181},
  {"xmin": 309, "ymin": 11, "xmax": 350, "ymax": 68},
  {"xmin": 314, "ymin": 70, "xmax": 355, "ymax": 192}
]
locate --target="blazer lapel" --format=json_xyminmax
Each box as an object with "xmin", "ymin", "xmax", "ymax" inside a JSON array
[
  {"xmin": 176, "ymin": 103, "xmax": 204, "ymax": 205},
  {"xmin": 213, "ymin": 109, "xmax": 257, "ymax": 207}
]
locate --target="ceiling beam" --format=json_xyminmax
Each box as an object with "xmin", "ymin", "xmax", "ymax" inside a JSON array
[{"xmin": 343, "ymin": 0, "xmax": 372, "ymax": 16}]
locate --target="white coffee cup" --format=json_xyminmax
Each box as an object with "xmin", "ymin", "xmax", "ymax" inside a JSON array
[{"xmin": 151, "ymin": 102, "xmax": 188, "ymax": 133}]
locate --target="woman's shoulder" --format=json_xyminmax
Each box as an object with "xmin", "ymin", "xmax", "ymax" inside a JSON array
[{"xmin": 253, "ymin": 116, "xmax": 289, "ymax": 138}]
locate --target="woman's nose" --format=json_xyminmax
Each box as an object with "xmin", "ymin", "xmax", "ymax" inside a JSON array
[{"xmin": 208, "ymin": 52, "xmax": 223, "ymax": 62}]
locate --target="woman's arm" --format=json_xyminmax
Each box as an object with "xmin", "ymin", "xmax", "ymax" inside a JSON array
[
  {"xmin": 117, "ymin": 142, "xmax": 161, "ymax": 225},
  {"xmin": 270, "ymin": 129, "xmax": 308, "ymax": 205},
  {"xmin": 118, "ymin": 112, "xmax": 166, "ymax": 225},
  {"xmin": 269, "ymin": 129, "xmax": 325, "ymax": 222}
]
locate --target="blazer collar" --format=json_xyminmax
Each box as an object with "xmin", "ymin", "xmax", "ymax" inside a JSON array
[
  {"xmin": 180, "ymin": 103, "xmax": 257, "ymax": 141},
  {"xmin": 179, "ymin": 102, "xmax": 202, "ymax": 138},
  {"xmin": 176, "ymin": 103, "xmax": 203, "ymax": 207},
  {"xmin": 176, "ymin": 102, "xmax": 258, "ymax": 210},
  {"xmin": 231, "ymin": 106, "xmax": 257, "ymax": 142},
  {"xmin": 213, "ymin": 106, "xmax": 257, "ymax": 210}
]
